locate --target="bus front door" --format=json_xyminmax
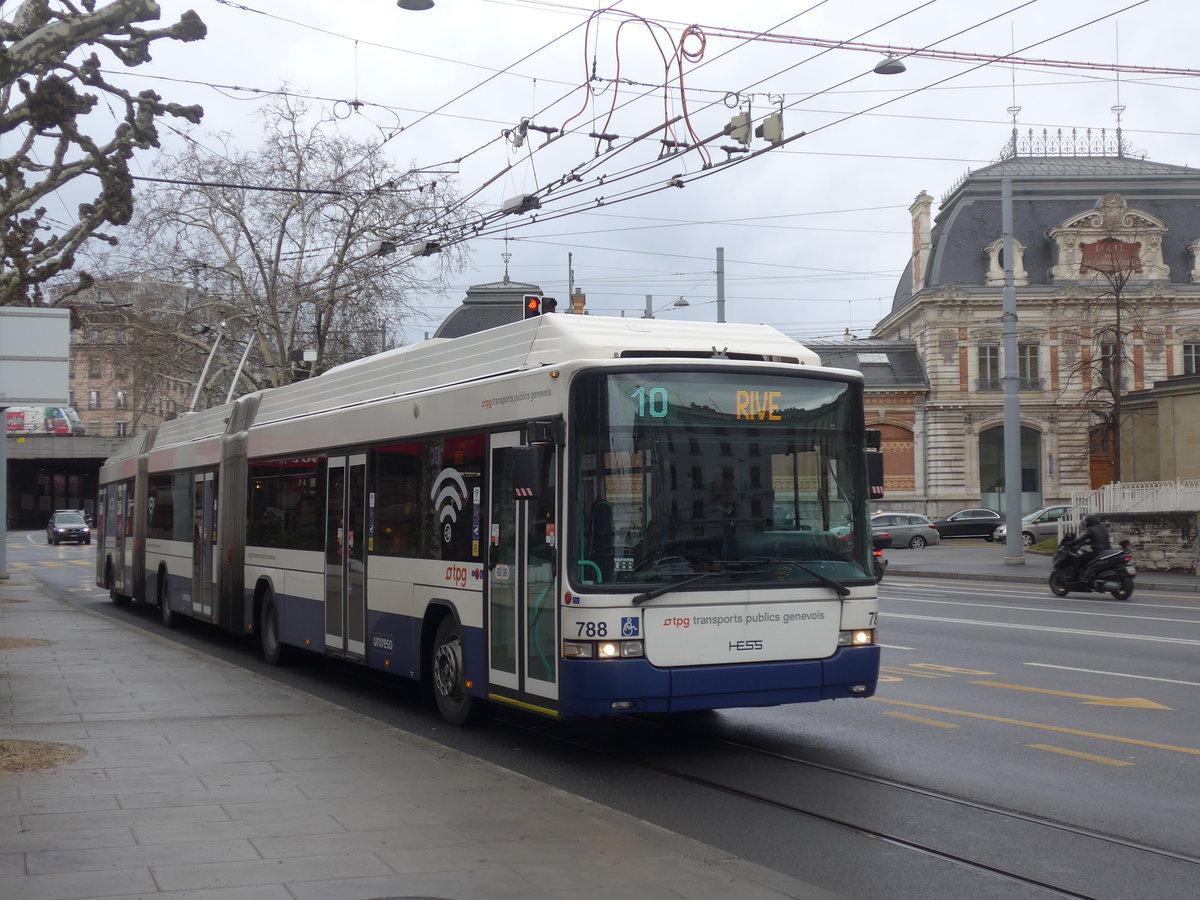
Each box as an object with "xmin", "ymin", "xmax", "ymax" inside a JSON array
[
  {"xmin": 325, "ymin": 454, "xmax": 367, "ymax": 658},
  {"xmin": 487, "ymin": 432, "xmax": 559, "ymax": 713},
  {"xmin": 191, "ymin": 471, "xmax": 217, "ymax": 619}
]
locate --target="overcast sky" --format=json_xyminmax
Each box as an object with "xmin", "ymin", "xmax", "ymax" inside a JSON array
[{"xmin": 63, "ymin": 0, "xmax": 1200, "ymax": 344}]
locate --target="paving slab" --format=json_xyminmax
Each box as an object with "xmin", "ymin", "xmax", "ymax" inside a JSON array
[{"xmin": 1, "ymin": 571, "xmax": 843, "ymax": 900}]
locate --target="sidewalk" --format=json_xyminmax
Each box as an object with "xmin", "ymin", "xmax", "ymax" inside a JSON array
[
  {"xmin": 0, "ymin": 571, "xmax": 843, "ymax": 900},
  {"xmin": 881, "ymin": 541, "xmax": 1200, "ymax": 593}
]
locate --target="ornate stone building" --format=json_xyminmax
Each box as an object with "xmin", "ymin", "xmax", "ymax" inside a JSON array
[{"xmin": 870, "ymin": 130, "xmax": 1200, "ymax": 516}]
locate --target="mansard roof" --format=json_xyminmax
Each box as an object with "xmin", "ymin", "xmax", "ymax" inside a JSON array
[
  {"xmin": 432, "ymin": 276, "xmax": 543, "ymax": 339},
  {"xmin": 806, "ymin": 339, "xmax": 928, "ymax": 390},
  {"xmin": 890, "ymin": 138, "xmax": 1200, "ymax": 314}
]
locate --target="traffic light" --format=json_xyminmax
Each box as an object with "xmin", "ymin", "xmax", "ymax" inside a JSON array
[{"xmin": 524, "ymin": 295, "xmax": 542, "ymax": 318}]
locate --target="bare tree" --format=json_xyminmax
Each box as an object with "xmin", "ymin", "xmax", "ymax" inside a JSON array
[
  {"xmin": 1058, "ymin": 239, "xmax": 1146, "ymax": 485},
  {"xmin": 104, "ymin": 94, "xmax": 471, "ymax": 398},
  {"xmin": 1, "ymin": 0, "xmax": 206, "ymax": 305}
]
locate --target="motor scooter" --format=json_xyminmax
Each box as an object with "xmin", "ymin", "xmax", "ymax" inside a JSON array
[{"xmin": 1048, "ymin": 534, "xmax": 1136, "ymax": 600}]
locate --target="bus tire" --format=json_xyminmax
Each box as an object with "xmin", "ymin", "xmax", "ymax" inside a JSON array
[
  {"xmin": 159, "ymin": 572, "xmax": 179, "ymax": 629},
  {"xmin": 107, "ymin": 561, "xmax": 130, "ymax": 607},
  {"xmin": 260, "ymin": 589, "xmax": 290, "ymax": 666},
  {"xmin": 431, "ymin": 616, "xmax": 489, "ymax": 726}
]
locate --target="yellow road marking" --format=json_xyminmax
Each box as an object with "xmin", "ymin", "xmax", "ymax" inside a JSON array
[
  {"xmin": 68, "ymin": 560, "xmax": 92, "ymax": 566},
  {"xmin": 1028, "ymin": 744, "xmax": 1134, "ymax": 767},
  {"xmin": 885, "ymin": 712, "xmax": 959, "ymax": 729},
  {"xmin": 911, "ymin": 664, "xmax": 995, "ymax": 675},
  {"xmin": 871, "ymin": 697, "xmax": 1200, "ymax": 757},
  {"xmin": 40, "ymin": 561, "xmax": 65, "ymax": 567},
  {"xmin": 971, "ymin": 680, "xmax": 1172, "ymax": 710},
  {"xmin": 7, "ymin": 562, "xmax": 31, "ymax": 568},
  {"xmin": 881, "ymin": 666, "xmax": 945, "ymax": 679}
]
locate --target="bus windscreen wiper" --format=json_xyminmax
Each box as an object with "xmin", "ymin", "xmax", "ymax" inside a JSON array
[
  {"xmin": 632, "ymin": 572, "xmax": 718, "ymax": 606},
  {"xmin": 741, "ymin": 557, "xmax": 851, "ymax": 597}
]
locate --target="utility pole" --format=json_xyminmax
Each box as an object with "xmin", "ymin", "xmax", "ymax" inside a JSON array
[{"xmin": 1001, "ymin": 178, "xmax": 1024, "ymax": 565}]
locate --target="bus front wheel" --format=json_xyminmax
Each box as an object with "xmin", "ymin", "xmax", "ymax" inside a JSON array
[{"xmin": 431, "ymin": 617, "xmax": 489, "ymax": 726}]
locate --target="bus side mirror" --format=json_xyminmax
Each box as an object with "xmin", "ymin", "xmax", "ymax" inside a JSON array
[
  {"xmin": 866, "ymin": 451, "xmax": 884, "ymax": 500},
  {"xmin": 512, "ymin": 446, "xmax": 543, "ymax": 500}
]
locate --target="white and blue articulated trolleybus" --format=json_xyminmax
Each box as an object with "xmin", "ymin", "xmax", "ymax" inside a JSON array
[{"xmin": 96, "ymin": 314, "xmax": 880, "ymax": 724}]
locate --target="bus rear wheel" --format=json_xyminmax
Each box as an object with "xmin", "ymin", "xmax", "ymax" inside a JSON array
[
  {"xmin": 431, "ymin": 617, "xmax": 489, "ymax": 726},
  {"xmin": 159, "ymin": 573, "xmax": 179, "ymax": 629},
  {"xmin": 260, "ymin": 590, "xmax": 290, "ymax": 666},
  {"xmin": 107, "ymin": 561, "xmax": 130, "ymax": 607}
]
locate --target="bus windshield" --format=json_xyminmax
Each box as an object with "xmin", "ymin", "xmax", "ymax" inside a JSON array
[{"xmin": 570, "ymin": 369, "xmax": 873, "ymax": 591}]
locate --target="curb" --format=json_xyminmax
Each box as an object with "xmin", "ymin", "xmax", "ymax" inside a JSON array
[{"xmin": 884, "ymin": 568, "xmax": 1200, "ymax": 593}]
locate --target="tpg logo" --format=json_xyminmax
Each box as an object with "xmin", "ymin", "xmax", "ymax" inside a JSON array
[{"xmin": 444, "ymin": 566, "xmax": 470, "ymax": 587}]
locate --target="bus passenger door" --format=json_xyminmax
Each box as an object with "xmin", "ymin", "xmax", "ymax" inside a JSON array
[
  {"xmin": 191, "ymin": 471, "xmax": 216, "ymax": 618},
  {"xmin": 325, "ymin": 454, "xmax": 367, "ymax": 658},
  {"xmin": 487, "ymin": 432, "xmax": 559, "ymax": 710},
  {"xmin": 112, "ymin": 482, "xmax": 130, "ymax": 596}
]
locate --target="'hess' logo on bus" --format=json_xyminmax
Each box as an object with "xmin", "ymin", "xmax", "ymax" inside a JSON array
[{"xmin": 431, "ymin": 467, "xmax": 469, "ymax": 543}]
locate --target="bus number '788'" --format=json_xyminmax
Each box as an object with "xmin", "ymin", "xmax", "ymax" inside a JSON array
[{"xmin": 576, "ymin": 621, "xmax": 608, "ymax": 637}]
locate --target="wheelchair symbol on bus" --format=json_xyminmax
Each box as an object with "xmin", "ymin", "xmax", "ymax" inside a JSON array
[{"xmin": 621, "ymin": 616, "xmax": 640, "ymax": 637}]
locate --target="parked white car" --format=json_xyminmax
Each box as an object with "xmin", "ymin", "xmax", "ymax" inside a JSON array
[{"xmin": 992, "ymin": 505, "xmax": 1071, "ymax": 548}]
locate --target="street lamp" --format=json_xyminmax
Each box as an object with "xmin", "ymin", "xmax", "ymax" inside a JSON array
[
  {"xmin": 873, "ymin": 56, "xmax": 907, "ymax": 75},
  {"xmin": 643, "ymin": 296, "xmax": 690, "ymax": 319}
]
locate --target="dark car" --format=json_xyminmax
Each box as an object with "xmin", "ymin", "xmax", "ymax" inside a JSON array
[
  {"xmin": 933, "ymin": 507, "xmax": 1003, "ymax": 539},
  {"xmin": 47, "ymin": 510, "xmax": 91, "ymax": 545}
]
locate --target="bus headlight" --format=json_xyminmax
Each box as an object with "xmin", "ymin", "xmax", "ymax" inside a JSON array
[
  {"xmin": 837, "ymin": 629, "xmax": 876, "ymax": 646},
  {"xmin": 562, "ymin": 640, "xmax": 644, "ymax": 660},
  {"xmin": 562, "ymin": 640, "xmax": 594, "ymax": 659}
]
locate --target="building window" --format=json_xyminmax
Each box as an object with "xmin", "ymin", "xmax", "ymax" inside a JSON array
[
  {"xmin": 115, "ymin": 390, "xmax": 128, "ymax": 410},
  {"xmin": 1018, "ymin": 343, "xmax": 1041, "ymax": 390},
  {"xmin": 89, "ymin": 420, "xmax": 102, "ymax": 435},
  {"xmin": 67, "ymin": 390, "xmax": 74, "ymax": 407},
  {"xmin": 88, "ymin": 389, "xmax": 101, "ymax": 409},
  {"xmin": 116, "ymin": 421, "xmax": 128, "ymax": 437},
  {"xmin": 89, "ymin": 359, "xmax": 102, "ymax": 379},
  {"xmin": 1098, "ymin": 342, "xmax": 1123, "ymax": 390},
  {"xmin": 1185, "ymin": 343, "xmax": 1200, "ymax": 376},
  {"xmin": 977, "ymin": 343, "xmax": 1001, "ymax": 391}
]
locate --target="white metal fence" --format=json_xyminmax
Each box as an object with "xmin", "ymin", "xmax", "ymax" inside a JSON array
[{"xmin": 1065, "ymin": 480, "xmax": 1200, "ymax": 533}]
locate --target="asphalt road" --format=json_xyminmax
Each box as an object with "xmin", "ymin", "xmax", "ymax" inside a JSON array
[{"xmin": 8, "ymin": 532, "xmax": 1200, "ymax": 899}]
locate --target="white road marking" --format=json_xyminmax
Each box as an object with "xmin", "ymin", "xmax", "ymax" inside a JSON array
[{"xmin": 1025, "ymin": 662, "xmax": 1200, "ymax": 688}]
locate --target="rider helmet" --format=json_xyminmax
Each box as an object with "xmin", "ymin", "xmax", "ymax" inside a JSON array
[{"xmin": 1083, "ymin": 513, "xmax": 1101, "ymax": 527}]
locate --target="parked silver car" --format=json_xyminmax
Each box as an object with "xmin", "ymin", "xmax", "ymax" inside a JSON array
[
  {"xmin": 992, "ymin": 505, "xmax": 1071, "ymax": 548},
  {"xmin": 871, "ymin": 512, "xmax": 942, "ymax": 549}
]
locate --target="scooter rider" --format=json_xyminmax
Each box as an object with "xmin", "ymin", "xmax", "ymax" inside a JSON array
[{"xmin": 1074, "ymin": 513, "xmax": 1111, "ymax": 573}]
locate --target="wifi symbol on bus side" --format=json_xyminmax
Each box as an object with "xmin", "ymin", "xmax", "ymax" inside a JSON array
[{"xmin": 431, "ymin": 468, "xmax": 469, "ymax": 532}]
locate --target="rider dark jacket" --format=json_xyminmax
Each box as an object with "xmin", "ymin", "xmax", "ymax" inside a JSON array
[{"xmin": 1083, "ymin": 515, "xmax": 1111, "ymax": 553}]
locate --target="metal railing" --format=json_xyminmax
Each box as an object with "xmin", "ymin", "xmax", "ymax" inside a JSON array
[
  {"xmin": 1065, "ymin": 480, "xmax": 1200, "ymax": 533},
  {"xmin": 975, "ymin": 377, "xmax": 1044, "ymax": 392}
]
